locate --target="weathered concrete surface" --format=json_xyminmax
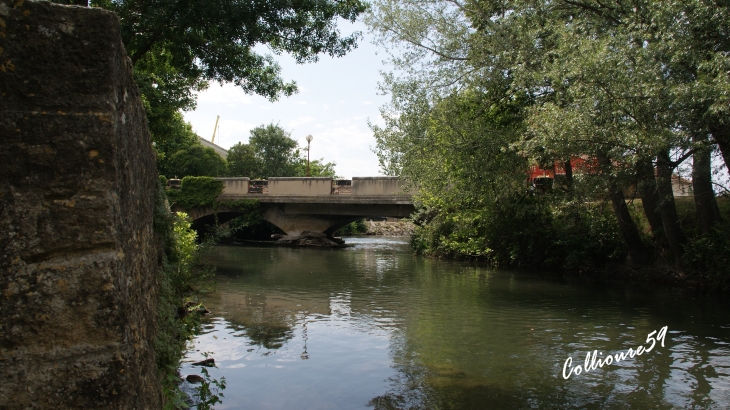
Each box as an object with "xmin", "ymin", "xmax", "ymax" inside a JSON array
[
  {"xmin": 352, "ymin": 177, "xmax": 403, "ymax": 196},
  {"xmin": 0, "ymin": 1, "xmax": 161, "ymax": 408},
  {"xmin": 219, "ymin": 177, "xmax": 250, "ymax": 195},
  {"xmin": 268, "ymin": 177, "xmax": 332, "ymax": 196}
]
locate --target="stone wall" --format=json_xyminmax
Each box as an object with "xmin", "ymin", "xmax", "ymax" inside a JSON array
[{"xmin": 0, "ymin": 1, "xmax": 161, "ymax": 408}]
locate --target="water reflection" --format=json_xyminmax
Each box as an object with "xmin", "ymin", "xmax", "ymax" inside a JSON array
[{"xmin": 183, "ymin": 239, "xmax": 730, "ymax": 409}]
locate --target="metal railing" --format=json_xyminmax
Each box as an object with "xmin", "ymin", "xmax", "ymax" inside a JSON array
[
  {"xmin": 331, "ymin": 180, "xmax": 352, "ymax": 194},
  {"xmin": 248, "ymin": 180, "xmax": 269, "ymax": 194}
]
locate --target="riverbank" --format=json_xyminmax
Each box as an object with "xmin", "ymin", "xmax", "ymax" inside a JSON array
[{"xmin": 363, "ymin": 220, "xmax": 415, "ymax": 236}]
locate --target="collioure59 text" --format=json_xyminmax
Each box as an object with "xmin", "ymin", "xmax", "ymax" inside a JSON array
[{"xmin": 562, "ymin": 326, "xmax": 669, "ymax": 380}]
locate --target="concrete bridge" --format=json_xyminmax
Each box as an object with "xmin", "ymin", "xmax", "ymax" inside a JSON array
[{"xmin": 175, "ymin": 177, "xmax": 416, "ymax": 237}]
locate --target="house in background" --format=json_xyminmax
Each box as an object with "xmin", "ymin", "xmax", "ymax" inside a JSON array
[
  {"xmin": 528, "ymin": 157, "xmax": 694, "ymax": 197},
  {"xmin": 199, "ymin": 137, "xmax": 228, "ymax": 159}
]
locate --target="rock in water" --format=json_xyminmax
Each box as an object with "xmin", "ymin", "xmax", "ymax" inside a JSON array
[
  {"xmin": 192, "ymin": 358, "xmax": 215, "ymax": 367},
  {"xmin": 271, "ymin": 230, "xmax": 347, "ymax": 248},
  {"xmin": 186, "ymin": 375, "xmax": 205, "ymax": 384}
]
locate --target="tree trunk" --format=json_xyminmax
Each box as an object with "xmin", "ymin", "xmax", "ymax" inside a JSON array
[
  {"xmin": 692, "ymin": 134, "xmax": 723, "ymax": 234},
  {"xmin": 709, "ymin": 122, "xmax": 730, "ymax": 173},
  {"xmin": 656, "ymin": 151, "xmax": 686, "ymax": 260},
  {"xmin": 598, "ymin": 153, "xmax": 651, "ymax": 266},
  {"xmin": 636, "ymin": 159, "xmax": 667, "ymax": 245},
  {"xmin": 564, "ymin": 158, "xmax": 573, "ymax": 195}
]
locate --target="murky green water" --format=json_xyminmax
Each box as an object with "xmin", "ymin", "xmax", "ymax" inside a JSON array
[{"xmin": 182, "ymin": 237, "xmax": 730, "ymax": 409}]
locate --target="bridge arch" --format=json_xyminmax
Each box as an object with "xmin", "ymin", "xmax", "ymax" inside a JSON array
[
  {"xmin": 172, "ymin": 177, "xmax": 416, "ymax": 239},
  {"xmin": 176, "ymin": 205, "xmax": 376, "ymax": 238}
]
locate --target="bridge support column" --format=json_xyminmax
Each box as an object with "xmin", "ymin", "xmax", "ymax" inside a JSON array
[{"xmin": 262, "ymin": 205, "xmax": 359, "ymax": 237}]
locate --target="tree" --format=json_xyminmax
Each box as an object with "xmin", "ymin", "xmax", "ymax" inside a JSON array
[
  {"xmin": 248, "ymin": 123, "xmax": 300, "ymax": 178},
  {"xmin": 227, "ymin": 143, "xmax": 260, "ymax": 178},
  {"xmin": 367, "ymin": 0, "xmax": 730, "ymax": 264},
  {"xmin": 155, "ymin": 112, "xmax": 227, "ymax": 178},
  {"xmin": 294, "ymin": 158, "xmax": 338, "ymax": 178},
  {"xmin": 89, "ymin": 0, "xmax": 368, "ymax": 142},
  {"xmin": 166, "ymin": 145, "xmax": 227, "ymax": 178}
]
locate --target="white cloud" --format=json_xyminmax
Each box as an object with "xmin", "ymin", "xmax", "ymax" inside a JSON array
[
  {"xmin": 183, "ymin": 28, "xmax": 391, "ymax": 178},
  {"xmin": 197, "ymin": 83, "xmax": 253, "ymax": 105},
  {"xmin": 287, "ymin": 116, "xmax": 316, "ymax": 129}
]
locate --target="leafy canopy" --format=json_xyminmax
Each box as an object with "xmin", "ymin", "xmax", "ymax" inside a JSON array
[
  {"xmin": 89, "ymin": 0, "xmax": 367, "ymax": 142},
  {"xmin": 228, "ymin": 123, "xmax": 337, "ymax": 178}
]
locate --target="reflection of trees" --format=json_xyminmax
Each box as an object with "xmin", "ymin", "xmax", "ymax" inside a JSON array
[
  {"xmin": 226, "ymin": 322, "xmax": 293, "ymax": 350},
  {"xmin": 203, "ymin": 245, "xmax": 730, "ymax": 408}
]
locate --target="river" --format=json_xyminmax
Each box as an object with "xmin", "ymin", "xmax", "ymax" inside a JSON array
[{"xmin": 181, "ymin": 237, "xmax": 730, "ymax": 409}]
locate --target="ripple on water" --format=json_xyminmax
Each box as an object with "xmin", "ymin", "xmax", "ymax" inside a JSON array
[{"xmin": 183, "ymin": 239, "xmax": 730, "ymax": 409}]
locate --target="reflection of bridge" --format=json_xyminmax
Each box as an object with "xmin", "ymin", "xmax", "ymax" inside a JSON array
[{"xmin": 176, "ymin": 177, "xmax": 416, "ymax": 237}]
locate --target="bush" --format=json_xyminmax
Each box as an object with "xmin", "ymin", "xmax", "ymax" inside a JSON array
[
  {"xmin": 411, "ymin": 193, "xmax": 627, "ymax": 270},
  {"xmin": 336, "ymin": 219, "xmax": 368, "ymax": 235},
  {"xmin": 153, "ymin": 180, "xmax": 218, "ymax": 407},
  {"xmin": 683, "ymin": 222, "xmax": 730, "ymax": 288},
  {"xmin": 166, "ymin": 176, "xmax": 224, "ymax": 208}
]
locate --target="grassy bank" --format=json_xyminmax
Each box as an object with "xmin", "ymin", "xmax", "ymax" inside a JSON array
[{"xmin": 153, "ymin": 177, "xmax": 224, "ymax": 408}]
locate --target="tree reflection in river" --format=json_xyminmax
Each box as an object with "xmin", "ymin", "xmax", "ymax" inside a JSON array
[{"xmin": 185, "ymin": 239, "xmax": 730, "ymax": 409}]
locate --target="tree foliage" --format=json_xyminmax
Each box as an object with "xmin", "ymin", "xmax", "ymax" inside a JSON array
[
  {"xmin": 367, "ymin": 0, "xmax": 730, "ymax": 277},
  {"xmin": 227, "ymin": 123, "xmax": 337, "ymax": 178},
  {"xmin": 89, "ymin": 0, "xmax": 367, "ymax": 143}
]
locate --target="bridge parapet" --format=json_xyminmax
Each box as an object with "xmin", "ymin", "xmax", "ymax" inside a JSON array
[
  {"xmin": 216, "ymin": 176, "xmax": 414, "ymax": 197},
  {"xmin": 352, "ymin": 176, "xmax": 403, "ymax": 196},
  {"xmin": 268, "ymin": 177, "xmax": 332, "ymax": 196},
  {"xmin": 219, "ymin": 177, "xmax": 250, "ymax": 195}
]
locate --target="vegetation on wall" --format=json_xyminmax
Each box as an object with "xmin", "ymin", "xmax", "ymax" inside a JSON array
[
  {"xmin": 153, "ymin": 178, "xmax": 221, "ymax": 407},
  {"xmin": 165, "ymin": 176, "xmax": 224, "ymax": 208}
]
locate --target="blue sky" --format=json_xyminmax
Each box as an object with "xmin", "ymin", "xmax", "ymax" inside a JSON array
[{"xmin": 183, "ymin": 21, "xmax": 389, "ymax": 179}]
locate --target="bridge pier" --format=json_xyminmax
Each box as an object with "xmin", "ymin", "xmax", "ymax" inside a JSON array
[
  {"xmin": 262, "ymin": 205, "xmax": 360, "ymax": 237},
  {"xmin": 174, "ymin": 188, "xmax": 416, "ymax": 244}
]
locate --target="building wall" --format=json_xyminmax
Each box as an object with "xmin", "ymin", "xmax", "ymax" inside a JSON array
[{"xmin": 199, "ymin": 137, "xmax": 228, "ymax": 159}]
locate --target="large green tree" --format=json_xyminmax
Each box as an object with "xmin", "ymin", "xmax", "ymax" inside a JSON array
[
  {"xmin": 367, "ymin": 0, "xmax": 730, "ymax": 265},
  {"xmin": 229, "ymin": 123, "xmax": 337, "ymax": 178},
  {"xmin": 227, "ymin": 142, "xmax": 260, "ymax": 178},
  {"xmin": 87, "ymin": 0, "xmax": 367, "ymax": 142},
  {"xmin": 248, "ymin": 123, "xmax": 301, "ymax": 178}
]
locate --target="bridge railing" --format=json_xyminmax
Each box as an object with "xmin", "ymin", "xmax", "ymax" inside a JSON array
[{"xmin": 217, "ymin": 177, "xmax": 414, "ymax": 197}]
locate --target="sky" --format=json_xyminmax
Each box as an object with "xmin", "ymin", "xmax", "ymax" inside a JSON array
[{"xmin": 182, "ymin": 21, "xmax": 390, "ymax": 179}]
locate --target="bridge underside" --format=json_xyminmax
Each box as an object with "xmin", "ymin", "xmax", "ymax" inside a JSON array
[{"xmin": 179, "ymin": 199, "xmax": 415, "ymax": 238}]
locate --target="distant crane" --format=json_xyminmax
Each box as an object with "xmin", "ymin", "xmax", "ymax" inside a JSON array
[{"xmin": 211, "ymin": 115, "xmax": 220, "ymax": 144}]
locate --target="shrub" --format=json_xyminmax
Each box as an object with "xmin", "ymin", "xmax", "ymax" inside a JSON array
[{"xmin": 166, "ymin": 176, "xmax": 224, "ymax": 208}]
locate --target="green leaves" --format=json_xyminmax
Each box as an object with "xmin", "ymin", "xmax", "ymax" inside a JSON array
[{"xmin": 228, "ymin": 123, "xmax": 338, "ymax": 178}]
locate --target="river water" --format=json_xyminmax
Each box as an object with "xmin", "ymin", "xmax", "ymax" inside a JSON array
[{"xmin": 182, "ymin": 237, "xmax": 730, "ymax": 409}]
